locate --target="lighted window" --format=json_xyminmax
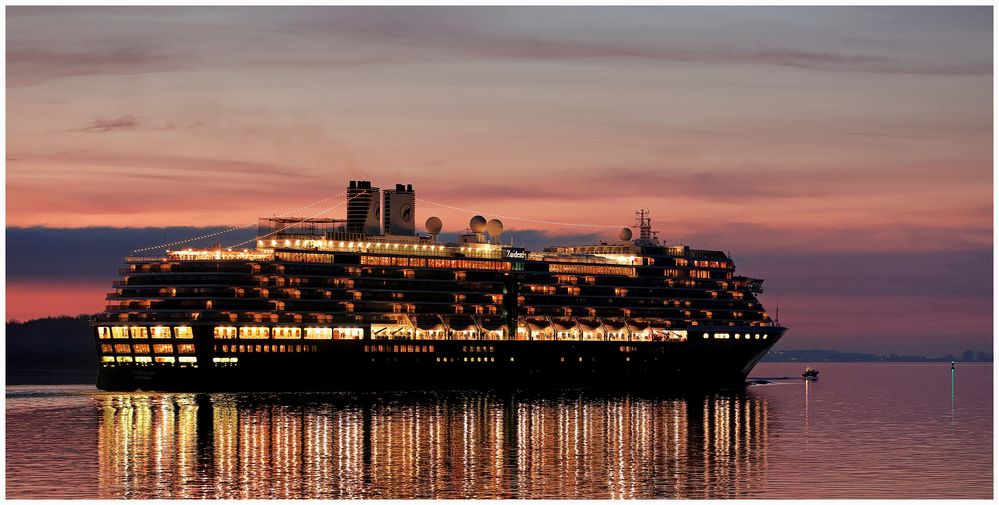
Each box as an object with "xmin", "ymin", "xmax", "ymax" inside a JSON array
[
  {"xmin": 156, "ymin": 356, "xmax": 176, "ymax": 363},
  {"xmin": 550, "ymin": 263, "xmax": 636, "ymax": 277},
  {"xmin": 129, "ymin": 326, "xmax": 148, "ymax": 339},
  {"xmin": 305, "ymin": 327, "xmax": 333, "ymax": 340},
  {"xmin": 116, "ymin": 356, "xmax": 133, "ymax": 363},
  {"xmin": 153, "ymin": 343, "xmax": 173, "ymax": 354},
  {"xmin": 101, "ymin": 356, "xmax": 115, "ymax": 363},
  {"xmin": 177, "ymin": 344, "xmax": 196, "ymax": 354},
  {"xmin": 239, "ymin": 327, "xmax": 270, "ymax": 339},
  {"xmin": 114, "ymin": 343, "xmax": 131, "ymax": 354},
  {"xmin": 273, "ymin": 327, "xmax": 302, "ymax": 339},
  {"xmin": 178, "ymin": 356, "xmax": 197, "ymax": 363},
  {"xmin": 133, "ymin": 344, "xmax": 151, "ymax": 353},
  {"xmin": 98, "ymin": 327, "xmax": 111, "ymax": 339},
  {"xmin": 214, "ymin": 326, "xmax": 237, "ymax": 339},
  {"xmin": 333, "ymin": 328, "xmax": 363, "ymax": 340},
  {"xmin": 175, "ymin": 326, "xmax": 194, "ymax": 339},
  {"xmin": 135, "ymin": 356, "xmax": 152, "ymax": 363},
  {"xmin": 150, "ymin": 326, "xmax": 171, "ymax": 339},
  {"xmin": 100, "ymin": 344, "xmax": 113, "ymax": 353},
  {"xmin": 111, "ymin": 326, "xmax": 129, "ymax": 339}
]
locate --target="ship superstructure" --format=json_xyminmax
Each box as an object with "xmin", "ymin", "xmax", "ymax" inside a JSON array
[{"xmin": 93, "ymin": 180, "xmax": 784, "ymax": 391}]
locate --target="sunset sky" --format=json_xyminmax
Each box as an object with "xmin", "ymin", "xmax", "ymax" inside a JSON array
[{"xmin": 5, "ymin": 7, "xmax": 993, "ymax": 355}]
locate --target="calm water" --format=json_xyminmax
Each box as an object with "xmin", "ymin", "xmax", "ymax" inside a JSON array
[{"xmin": 5, "ymin": 363, "xmax": 993, "ymax": 499}]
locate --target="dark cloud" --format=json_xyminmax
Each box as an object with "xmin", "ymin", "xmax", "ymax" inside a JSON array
[
  {"xmin": 72, "ymin": 115, "xmax": 139, "ymax": 133},
  {"xmin": 14, "ymin": 151, "xmax": 315, "ymax": 182},
  {"xmin": 419, "ymin": 160, "xmax": 989, "ymax": 206},
  {"xmin": 68, "ymin": 116, "xmax": 195, "ymax": 133},
  {"xmin": 727, "ymin": 47, "xmax": 989, "ymax": 76},
  {"xmin": 670, "ymin": 221, "xmax": 992, "ymax": 257},
  {"xmin": 6, "ymin": 48, "xmax": 188, "ymax": 86}
]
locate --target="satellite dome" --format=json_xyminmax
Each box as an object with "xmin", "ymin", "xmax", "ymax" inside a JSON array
[
  {"xmin": 469, "ymin": 215, "xmax": 487, "ymax": 233},
  {"xmin": 486, "ymin": 219, "xmax": 504, "ymax": 237},
  {"xmin": 619, "ymin": 227, "xmax": 633, "ymax": 241},
  {"xmin": 425, "ymin": 216, "xmax": 443, "ymax": 234}
]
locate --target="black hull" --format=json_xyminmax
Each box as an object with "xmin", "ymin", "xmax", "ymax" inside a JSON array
[{"xmin": 96, "ymin": 334, "xmax": 781, "ymax": 392}]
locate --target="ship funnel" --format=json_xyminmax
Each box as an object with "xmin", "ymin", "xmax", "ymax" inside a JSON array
[
  {"xmin": 383, "ymin": 183, "xmax": 415, "ymax": 236},
  {"xmin": 346, "ymin": 180, "xmax": 381, "ymax": 236}
]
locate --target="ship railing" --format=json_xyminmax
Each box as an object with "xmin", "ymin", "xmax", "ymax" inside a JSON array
[
  {"xmin": 281, "ymin": 242, "xmax": 505, "ymax": 260},
  {"xmin": 125, "ymin": 256, "xmax": 168, "ymax": 262}
]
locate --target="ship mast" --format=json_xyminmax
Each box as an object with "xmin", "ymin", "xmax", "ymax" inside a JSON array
[{"xmin": 634, "ymin": 209, "xmax": 659, "ymax": 245}]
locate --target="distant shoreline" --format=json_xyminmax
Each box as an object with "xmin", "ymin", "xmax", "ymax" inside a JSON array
[
  {"xmin": 762, "ymin": 349, "xmax": 993, "ymax": 363},
  {"xmin": 7, "ymin": 362, "xmax": 994, "ymax": 390}
]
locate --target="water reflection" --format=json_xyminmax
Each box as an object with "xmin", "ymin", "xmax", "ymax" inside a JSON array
[{"xmin": 94, "ymin": 391, "xmax": 773, "ymax": 499}]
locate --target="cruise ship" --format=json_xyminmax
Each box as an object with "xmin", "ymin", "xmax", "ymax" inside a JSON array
[{"xmin": 93, "ymin": 180, "xmax": 785, "ymax": 391}]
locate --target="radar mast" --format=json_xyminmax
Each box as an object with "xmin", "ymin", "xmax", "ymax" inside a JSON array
[{"xmin": 634, "ymin": 209, "xmax": 660, "ymax": 245}]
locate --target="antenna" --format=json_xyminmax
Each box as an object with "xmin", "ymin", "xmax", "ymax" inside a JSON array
[
  {"xmin": 776, "ymin": 291, "xmax": 780, "ymax": 327},
  {"xmin": 634, "ymin": 209, "xmax": 659, "ymax": 244}
]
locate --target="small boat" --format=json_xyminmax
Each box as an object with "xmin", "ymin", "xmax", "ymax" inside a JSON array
[{"xmin": 802, "ymin": 368, "xmax": 819, "ymax": 380}]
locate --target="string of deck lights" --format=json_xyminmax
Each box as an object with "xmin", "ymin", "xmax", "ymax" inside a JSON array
[
  {"xmin": 131, "ymin": 191, "xmax": 348, "ymax": 253},
  {"xmin": 415, "ymin": 198, "xmax": 623, "ymax": 229}
]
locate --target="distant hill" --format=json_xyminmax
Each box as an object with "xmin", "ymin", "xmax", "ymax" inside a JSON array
[{"xmin": 6, "ymin": 315, "xmax": 97, "ymax": 384}]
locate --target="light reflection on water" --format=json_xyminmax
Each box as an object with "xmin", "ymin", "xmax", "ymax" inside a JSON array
[
  {"xmin": 88, "ymin": 392, "xmax": 770, "ymax": 499},
  {"xmin": 5, "ymin": 363, "xmax": 994, "ymax": 499}
]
